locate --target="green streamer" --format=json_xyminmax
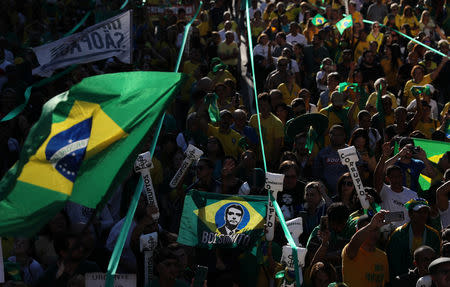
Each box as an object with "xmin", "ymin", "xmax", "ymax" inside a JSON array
[
  {"xmin": 120, "ymin": 0, "xmax": 129, "ymax": 10},
  {"xmin": 104, "ymin": 3, "xmax": 203, "ymax": 286},
  {"xmin": 245, "ymin": 0, "xmax": 301, "ymax": 285}
]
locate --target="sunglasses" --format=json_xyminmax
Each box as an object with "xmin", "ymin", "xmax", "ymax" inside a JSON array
[{"xmin": 342, "ymin": 180, "xmax": 353, "ymax": 187}]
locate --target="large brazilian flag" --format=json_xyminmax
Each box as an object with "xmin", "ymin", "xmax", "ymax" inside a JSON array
[
  {"xmin": 0, "ymin": 72, "xmax": 186, "ymax": 237},
  {"xmin": 178, "ymin": 190, "xmax": 267, "ymax": 249}
]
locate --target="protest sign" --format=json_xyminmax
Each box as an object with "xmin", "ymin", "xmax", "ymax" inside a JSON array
[
  {"xmin": 33, "ymin": 10, "xmax": 132, "ymax": 77},
  {"xmin": 85, "ymin": 273, "xmax": 136, "ymax": 287}
]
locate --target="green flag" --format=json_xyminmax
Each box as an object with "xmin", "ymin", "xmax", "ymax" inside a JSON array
[
  {"xmin": 375, "ymin": 84, "xmax": 385, "ymax": 126},
  {"xmin": 312, "ymin": 14, "xmax": 327, "ymax": 26},
  {"xmin": 336, "ymin": 15, "xmax": 353, "ymax": 34},
  {"xmin": 177, "ymin": 190, "xmax": 267, "ymax": 249},
  {"xmin": 205, "ymin": 93, "xmax": 220, "ymax": 123},
  {"xmin": 394, "ymin": 138, "xmax": 449, "ymax": 191},
  {"xmin": 0, "ymin": 71, "xmax": 186, "ymax": 237}
]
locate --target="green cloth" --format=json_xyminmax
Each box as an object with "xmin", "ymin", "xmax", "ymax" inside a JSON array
[
  {"xmin": 386, "ymin": 222, "xmax": 440, "ymax": 280},
  {"xmin": 336, "ymin": 15, "xmax": 353, "ymax": 34},
  {"xmin": 0, "ymin": 72, "xmax": 186, "ymax": 237},
  {"xmin": 205, "ymin": 93, "xmax": 220, "ymax": 123},
  {"xmin": 323, "ymin": 105, "xmax": 351, "ymax": 137},
  {"xmin": 177, "ymin": 190, "xmax": 267, "ymax": 249},
  {"xmin": 312, "ymin": 14, "xmax": 327, "ymax": 26}
]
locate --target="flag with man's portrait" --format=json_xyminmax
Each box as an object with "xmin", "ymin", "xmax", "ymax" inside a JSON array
[{"xmin": 177, "ymin": 190, "xmax": 267, "ymax": 249}]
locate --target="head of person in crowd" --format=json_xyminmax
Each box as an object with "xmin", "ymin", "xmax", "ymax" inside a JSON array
[
  {"xmin": 327, "ymin": 72, "xmax": 340, "ymax": 92},
  {"xmin": 281, "ymin": 47, "xmax": 293, "ymax": 60},
  {"xmin": 207, "ymin": 136, "xmax": 225, "ymax": 159},
  {"xmin": 269, "ymin": 89, "xmax": 283, "ymax": 111},
  {"xmin": 362, "ymin": 50, "xmax": 376, "ymax": 66},
  {"xmin": 257, "ymin": 92, "xmax": 271, "ymax": 117},
  {"xmin": 374, "ymin": 77, "xmax": 387, "ymax": 94},
  {"xmin": 298, "ymin": 88, "xmax": 312, "ymax": 107},
  {"xmin": 277, "ymin": 56, "xmax": 290, "ymax": 73},
  {"xmin": 394, "ymin": 106, "xmax": 407, "ymax": 125},
  {"xmin": 294, "ymin": 132, "xmax": 309, "ymax": 157},
  {"xmin": 438, "ymin": 40, "xmax": 449, "ymax": 55},
  {"xmin": 232, "ymin": 109, "xmax": 248, "ymax": 131},
  {"xmin": 218, "ymin": 109, "xmax": 234, "ymax": 133},
  {"xmin": 330, "ymin": 91, "xmax": 345, "ymax": 110},
  {"xmin": 411, "ymin": 64, "xmax": 426, "ymax": 83},
  {"xmin": 342, "ymin": 49, "xmax": 353, "ymax": 63},
  {"xmin": 275, "ymin": 102, "xmax": 290, "ymax": 123},
  {"xmin": 358, "ymin": 110, "xmax": 372, "ymax": 130},
  {"xmin": 312, "ymin": 34, "xmax": 323, "ymax": 48},
  {"xmin": 257, "ymin": 33, "xmax": 269, "ymax": 46},
  {"xmin": 349, "ymin": 128, "xmax": 370, "ymax": 152},
  {"xmin": 327, "ymin": 202, "xmax": 350, "ymax": 234},
  {"xmin": 40, "ymin": 210, "xmax": 71, "ymax": 240},
  {"xmin": 225, "ymin": 30, "xmax": 235, "ymax": 44},
  {"xmin": 154, "ymin": 247, "xmax": 182, "ymax": 283},
  {"xmin": 336, "ymin": 172, "xmax": 356, "ymax": 207},
  {"xmin": 240, "ymin": 149, "xmax": 257, "ymax": 171},
  {"xmin": 291, "ymin": 98, "xmax": 306, "ymax": 117},
  {"xmin": 329, "ymin": 124, "xmax": 347, "ymax": 149},
  {"xmin": 276, "ymin": 32, "xmax": 287, "ymax": 46},
  {"xmin": 429, "ymin": 257, "xmax": 450, "ymax": 287},
  {"xmin": 195, "ymin": 157, "xmax": 214, "ymax": 183},
  {"xmin": 385, "ymin": 164, "xmax": 404, "ymax": 192},
  {"xmin": 413, "ymin": 245, "xmax": 437, "ymax": 277},
  {"xmin": 54, "ymin": 232, "xmax": 89, "ymax": 264},
  {"xmin": 381, "ymin": 95, "xmax": 394, "ymax": 115},
  {"xmin": 398, "ymin": 136, "xmax": 418, "ymax": 161},
  {"xmin": 280, "ymin": 151, "xmax": 298, "ymax": 164},
  {"xmin": 310, "ymin": 261, "xmax": 337, "ymax": 287},
  {"xmin": 280, "ymin": 160, "xmax": 300, "ymax": 190},
  {"xmin": 304, "ymin": 181, "xmax": 323, "ymax": 209},
  {"xmin": 405, "ymin": 198, "xmax": 430, "ymax": 227},
  {"xmin": 355, "ymin": 213, "xmax": 381, "ymax": 249},
  {"xmin": 289, "ymin": 22, "xmax": 299, "ymax": 36}
]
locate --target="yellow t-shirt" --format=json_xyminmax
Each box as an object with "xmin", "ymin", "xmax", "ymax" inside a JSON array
[
  {"xmin": 249, "ymin": 113, "xmax": 284, "ymax": 163},
  {"xmin": 383, "ymin": 14, "xmax": 402, "ymax": 29},
  {"xmin": 217, "ymin": 21, "xmax": 238, "ymax": 32},
  {"xmin": 403, "ymin": 74, "xmax": 432, "ymax": 105},
  {"xmin": 366, "ymin": 32, "xmax": 384, "ymax": 52},
  {"xmin": 207, "ymin": 124, "xmax": 242, "ymax": 159},
  {"xmin": 278, "ymin": 82, "xmax": 300, "ymax": 105},
  {"xmin": 366, "ymin": 91, "xmax": 398, "ymax": 112},
  {"xmin": 380, "ymin": 58, "xmax": 402, "ymax": 89},
  {"xmin": 441, "ymin": 102, "xmax": 450, "ymax": 120},
  {"xmin": 352, "ymin": 11, "xmax": 364, "ymax": 28},
  {"xmin": 400, "ymin": 15, "xmax": 420, "ymax": 36},
  {"xmin": 342, "ymin": 244, "xmax": 389, "ymax": 287},
  {"xmin": 183, "ymin": 60, "xmax": 200, "ymax": 76},
  {"xmin": 198, "ymin": 21, "xmax": 210, "ymax": 37},
  {"xmin": 207, "ymin": 69, "xmax": 236, "ymax": 84},
  {"xmin": 218, "ymin": 41, "xmax": 239, "ymax": 66},
  {"xmin": 415, "ymin": 119, "xmax": 439, "ymax": 139}
]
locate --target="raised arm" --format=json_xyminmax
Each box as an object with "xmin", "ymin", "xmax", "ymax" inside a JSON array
[
  {"xmin": 346, "ymin": 211, "xmax": 387, "ymax": 259},
  {"xmin": 430, "ymin": 56, "xmax": 449, "ymax": 81},
  {"xmin": 374, "ymin": 142, "xmax": 393, "ymax": 193}
]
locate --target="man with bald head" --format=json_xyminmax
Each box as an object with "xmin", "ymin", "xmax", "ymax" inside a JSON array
[{"xmin": 231, "ymin": 109, "xmax": 258, "ymax": 149}]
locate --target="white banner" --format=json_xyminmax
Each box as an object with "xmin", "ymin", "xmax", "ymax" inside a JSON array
[
  {"xmin": 85, "ymin": 273, "xmax": 136, "ymax": 287},
  {"xmin": 33, "ymin": 10, "xmax": 132, "ymax": 77}
]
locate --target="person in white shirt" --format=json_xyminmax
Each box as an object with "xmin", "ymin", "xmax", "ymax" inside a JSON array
[
  {"xmin": 436, "ymin": 176, "xmax": 450, "ymax": 229},
  {"xmin": 286, "ymin": 22, "xmax": 307, "ymax": 46},
  {"xmin": 253, "ymin": 33, "xmax": 271, "ymax": 60},
  {"xmin": 374, "ymin": 143, "xmax": 418, "ymax": 227},
  {"xmin": 406, "ymin": 84, "xmax": 439, "ymax": 120},
  {"xmin": 218, "ymin": 21, "xmax": 238, "ymax": 42}
]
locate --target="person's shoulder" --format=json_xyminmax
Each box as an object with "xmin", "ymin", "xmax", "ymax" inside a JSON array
[{"xmin": 425, "ymin": 224, "xmax": 440, "ymax": 239}]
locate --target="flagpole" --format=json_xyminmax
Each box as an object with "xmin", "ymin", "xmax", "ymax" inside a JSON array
[{"xmin": 105, "ymin": 3, "xmax": 203, "ymax": 287}]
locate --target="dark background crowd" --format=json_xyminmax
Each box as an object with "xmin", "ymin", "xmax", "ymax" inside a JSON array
[{"xmin": 1, "ymin": 0, "xmax": 450, "ymax": 286}]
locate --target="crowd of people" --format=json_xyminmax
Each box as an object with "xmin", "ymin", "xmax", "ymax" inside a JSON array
[{"xmin": 1, "ymin": 0, "xmax": 450, "ymax": 286}]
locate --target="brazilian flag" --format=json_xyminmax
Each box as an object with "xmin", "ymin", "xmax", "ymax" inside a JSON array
[
  {"xmin": 178, "ymin": 190, "xmax": 267, "ymax": 249},
  {"xmin": 312, "ymin": 14, "xmax": 327, "ymax": 26},
  {"xmin": 0, "ymin": 72, "xmax": 186, "ymax": 237},
  {"xmin": 336, "ymin": 15, "xmax": 353, "ymax": 34},
  {"xmin": 395, "ymin": 138, "xmax": 450, "ymax": 190}
]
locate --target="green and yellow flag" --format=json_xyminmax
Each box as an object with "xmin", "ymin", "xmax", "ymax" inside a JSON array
[
  {"xmin": 0, "ymin": 72, "xmax": 186, "ymax": 237},
  {"xmin": 312, "ymin": 14, "xmax": 327, "ymax": 26},
  {"xmin": 395, "ymin": 138, "xmax": 449, "ymax": 190},
  {"xmin": 336, "ymin": 15, "xmax": 353, "ymax": 34},
  {"xmin": 177, "ymin": 190, "xmax": 267, "ymax": 249}
]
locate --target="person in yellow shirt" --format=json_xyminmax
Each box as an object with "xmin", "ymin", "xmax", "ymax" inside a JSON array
[
  {"xmin": 380, "ymin": 44, "xmax": 403, "ymax": 92},
  {"xmin": 409, "ymin": 99, "xmax": 440, "ymax": 139},
  {"xmin": 366, "ymin": 22, "xmax": 384, "ymax": 52},
  {"xmin": 402, "ymin": 57, "xmax": 448, "ymax": 106},
  {"xmin": 354, "ymin": 30, "xmax": 370, "ymax": 62},
  {"xmin": 400, "ymin": 6, "xmax": 420, "ymax": 36},
  {"xmin": 277, "ymin": 72, "xmax": 300, "ymax": 105},
  {"xmin": 383, "ymin": 3, "xmax": 401, "ymax": 29},
  {"xmin": 349, "ymin": 1, "xmax": 364, "ymax": 30},
  {"xmin": 207, "ymin": 110, "xmax": 243, "ymax": 159},
  {"xmin": 342, "ymin": 211, "xmax": 389, "ymax": 287},
  {"xmin": 249, "ymin": 93, "xmax": 284, "ymax": 168}
]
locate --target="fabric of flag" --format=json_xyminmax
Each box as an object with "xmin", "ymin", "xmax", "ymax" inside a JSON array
[
  {"xmin": 0, "ymin": 72, "xmax": 186, "ymax": 237},
  {"xmin": 205, "ymin": 93, "xmax": 220, "ymax": 123},
  {"xmin": 177, "ymin": 190, "xmax": 267, "ymax": 249},
  {"xmin": 375, "ymin": 84, "xmax": 385, "ymax": 125},
  {"xmin": 336, "ymin": 15, "xmax": 353, "ymax": 34},
  {"xmin": 394, "ymin": 138, "xmax": 449, "ymax": 191},
  {"xmin": 338, "ymin": 82, "xmax": 358, "ymax": 93},
  {"xmin": 312, "ymin": 14, "xmax": 327, "ymax": 26}
]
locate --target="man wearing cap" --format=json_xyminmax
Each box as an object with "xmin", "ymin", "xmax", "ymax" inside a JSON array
[
  {"xmin": 342, "ymin": 211, "xmax": 389, "ymax": 287},
  {"xmin": 207, "ymin": 109, "xmax": 243, "ymax": 159},
  {"xmin": 386, "ymin": 198, "xmax": 440, "ymax": 280},
  {"xmin": 429, "ymin": 257, "xmax": 450, "ymax": 286}
]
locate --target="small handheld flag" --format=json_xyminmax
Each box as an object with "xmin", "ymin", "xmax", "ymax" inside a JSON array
[
  {"xmin": 336, "ymin": 15, "xmax": 353, "ymax": 34},
  {"xmin": 312, "ymin": 14, "xmax": 327, "ymax": 26}
]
